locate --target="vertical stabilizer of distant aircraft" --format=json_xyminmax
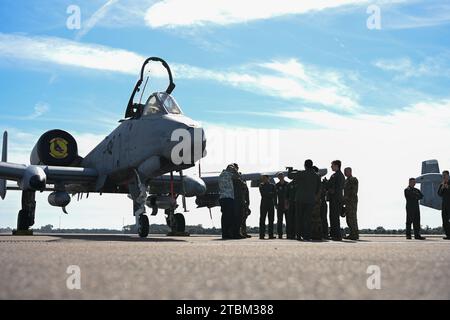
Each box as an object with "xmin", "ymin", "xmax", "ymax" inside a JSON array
[
  {"xmin": 417, "ymin": 159, "xmax": 442, "ymax": 210},
  {"xmin": 0, "ymin": 131, "xmax": 7, "ymax": 199},
  {"xmin": 422, "ymin": 159, "xmax": 440, "ymax": 175}
]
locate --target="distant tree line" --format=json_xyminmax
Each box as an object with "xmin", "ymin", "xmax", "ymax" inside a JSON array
[{"xmin": 0, "ymin": 224, "xmax": 445, "ymax": 235}]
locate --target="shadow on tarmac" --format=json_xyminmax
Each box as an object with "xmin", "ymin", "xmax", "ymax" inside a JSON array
[{"xmin": 0, "ymin": 233, "xmax": 187, "ymax": 242}]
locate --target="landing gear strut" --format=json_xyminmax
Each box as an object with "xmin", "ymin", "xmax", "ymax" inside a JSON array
[
  {"xmin": 14, "ymin": 191, "xmax": 36, "ymax": 235},
  {"xmin": 165, "ymin": 208, "xmax": 189, "ymax": 236},
  {"xmin": 129, "ymin": 170, "xmax": 150, "ymax": 238}
]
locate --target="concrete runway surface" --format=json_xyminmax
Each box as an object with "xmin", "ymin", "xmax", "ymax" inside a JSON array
[{"xmin": 0, "ymin": 233, "xmax": 449, "ymax": 300}]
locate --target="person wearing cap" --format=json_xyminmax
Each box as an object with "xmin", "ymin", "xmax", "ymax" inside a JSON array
[
  {"xmin": 327, "ymin": 160, "xmax": 345, "ymax": 241},
  {"xmin": 275, "ymin": 172, "xmax": 289, "ymax": 239},
  {"xmin": 259, "ymin": 175, "xmax": 276, "ymax": 239},
  {"xmin": 288, "ymin": 160, "xmax": 321, "ymax": 241},
  {"xmin": 218, "ymin": 164, "xmax": 239, "ymax": 239},
  {"xmin": 232, "ymin": 163, "xmax": 249, "ymax": 239}
]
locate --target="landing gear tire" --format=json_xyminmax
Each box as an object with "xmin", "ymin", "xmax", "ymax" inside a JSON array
[
  {"xmin": 138, "ymin": 215, "xmax": 149, "ymax": 238},
  {"xmin": 174, "ymin": 213, "xmax": 186, "ymax": 233}
]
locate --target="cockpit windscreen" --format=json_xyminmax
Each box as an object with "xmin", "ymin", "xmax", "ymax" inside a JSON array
[{"xmin": 158, "ymin": 92, "xmax": 182, "ymax": 114}]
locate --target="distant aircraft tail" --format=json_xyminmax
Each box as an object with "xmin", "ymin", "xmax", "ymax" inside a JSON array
[
  {"xmin": 0, "ymin": 131, "xmax": 7, "ymax": 199},
  {"xmin": 416, "ymin": 159, "xmax": 442, "ymax": 210}
]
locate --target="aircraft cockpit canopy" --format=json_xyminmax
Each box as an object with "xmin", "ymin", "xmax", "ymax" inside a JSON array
[
  {"xmin": 157, "ymin": 92, "xmax": 182, "ymax": 115},
  {"xmin": 142, "ymin": 92, "xmax": 183, "ymax": 117}
]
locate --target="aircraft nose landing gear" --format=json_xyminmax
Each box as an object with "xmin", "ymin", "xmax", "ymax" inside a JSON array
[{"xmin": 165, "ymin": 209, "xmax": 189, "ymax": 236}]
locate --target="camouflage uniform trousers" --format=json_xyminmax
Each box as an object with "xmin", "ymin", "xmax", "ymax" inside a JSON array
[
  {"xmin": 345, "ymin": 200, "xmax": 359, "ymax": 239},
  {"xmin": 240, "ymin": 207, "xmax": 250, "ymax": 237}
]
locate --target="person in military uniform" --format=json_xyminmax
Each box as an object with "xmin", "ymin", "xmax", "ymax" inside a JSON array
[
  {"xmin": 240, "ymin": 206, "xmax": 251, "ymax": 238},
  {"xmin": 404, "ymin": 178, "xmax": 426, "ymax": 240},
  {"xmin": 286, "ymin": 178, "xmax": 297, "ymax": 240},
  {"xmin": 234, "ymin": 163, "xmax": 251, "ymax": 238},
  {"xmin": 438, "ymin": 170, "xmax": 450, "ymax": 240},
  {"xmin": 218, "ymin": 164, "xmax": 239, "ymax": 239},
  {"xmin": 320, "ymin": 178, "xmax": 329, "ymax": 239},
  {"xmin": 259, "ymin": 175, "xmax": 276, "ymax": 239},
  {"xmin": 311, "ymin": 166, "xmax": 323, "ymax": 240},
  {"xmin": 288, "ymin": 160, "xmax": 321, "ymax": 241},
  {"xmin": 275, "ymin": 172, "xmax": 289, "ymax": 239},
  {"xmin": 343, "ymin": 167, "xmax": 359, "ymax": 240},
  {"xmin": 232, "ymin": 163, "xmax": 248, "ymax": 239},
  {"xmin": 327, "ymin": 160, "xmax": 345, "ymax": 241}
]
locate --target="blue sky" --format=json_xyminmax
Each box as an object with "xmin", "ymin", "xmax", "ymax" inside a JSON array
[{"xmin": 1, "ymin": 0, "xmax": 450, "ymax": 229}]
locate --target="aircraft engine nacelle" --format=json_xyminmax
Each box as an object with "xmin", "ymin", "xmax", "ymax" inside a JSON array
[
  {"xmin": 146, "ymin": 195, "xmax": 177, "ymax": 210},
  {"xmin": 48, "ymin": 191, "xmax": 71, "ymax": 208},
  {"xmin": 30, "ymin": 130, "xmax": 80, "ymax": 166},
  {"xmin": 195, "ymin": 194, "xmax": 220, "ymax": 209},
  {"xmin": 18, "ymin": 166, "xmax": 47, "ymax": 191}
]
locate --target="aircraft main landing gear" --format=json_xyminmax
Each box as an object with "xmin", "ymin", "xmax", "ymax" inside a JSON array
[
  {"xmin": 165, "ymin": 209, "xmax": 189, "ymax": 236},
  {"xmin": 129, "ymin": 170, "xmax": 150, "ymax": 238},
  {"xmin": 138, "ymin": 214, "xmax": 149, "ymax": 238},
  {"xmin": 13, "ymin": 191, "xmax": 36, "ymax": 235}
]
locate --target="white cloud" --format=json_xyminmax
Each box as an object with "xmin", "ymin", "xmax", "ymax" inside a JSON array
[
  {"xmin": 29, "ymin": 103, "xmax": 50, "ymax": 119},
  {"xmin": 0, "ymin": 34, "xmax": 358, "ymax": 110},
  {"xmin": 174, "ymin": 59, "xmax": 358, "ymax": 110},
  {"xmin": 75, "ymin": 0, "xmax": 120, "ymax": 40},
  {"xmin": 384, "ymin": 3, "xmax": 450, "ymax": 29},
  {"xmin": 0, "ymin": 33, "xmax": 144, "ymax": 75},
  {"xmin": 144, "ymin": 0, "xmax": 370, "ymax": 28},
  {"xmin": 373, "ymin": 55, "xmax": 450, "ymax": 79}
]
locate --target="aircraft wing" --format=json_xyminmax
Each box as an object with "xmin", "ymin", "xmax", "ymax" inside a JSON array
[
  {"xmin": 0, "ymin": 161, "xmax": 98, "ymax": 199},
  {"xmin": 0, "ymin": 162, "xmax": 98, "ymax": 184},
  {"xmin": 201, "ymin": 170, "xmax": 288, "ymax": 194},
  {"xmin": 201, "ymin": 168, "xmax": 327, "ymax": 193}
]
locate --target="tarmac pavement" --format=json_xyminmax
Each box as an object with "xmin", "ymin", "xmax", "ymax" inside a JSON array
[{"xmin": 0, "ymin": 233, "xmax": 449, "ymax": 300}]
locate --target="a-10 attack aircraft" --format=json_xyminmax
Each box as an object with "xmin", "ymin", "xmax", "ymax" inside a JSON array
[
  {"xmin": 0, "ymin": 57, "xmax": 208, "ymax": 237},
  {"xmin": 416, "ymin": 159, "xmax": 445, "ymax": 210},
  {"xmin": 1, "ymin": 57, "xmax": 322, "ymax": 238}
]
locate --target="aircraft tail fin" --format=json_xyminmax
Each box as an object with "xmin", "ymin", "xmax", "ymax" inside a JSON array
[
  {"xmin": 419, "ymin": 159, "xmax": 441, "ymax": 210},
  {"xmin": 421, "ymin": 159, "xmax": 439, "ymax": 175},
  {"xmin": 1, "ymin": 131, "xmax": 7, "ymax": 199}
]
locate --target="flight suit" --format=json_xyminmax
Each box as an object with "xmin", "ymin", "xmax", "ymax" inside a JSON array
[
  {"xmin": 275, "ymin": 181, "xmax": 289, "ymax": 238},
  {"xmin": 344, "ymin": 176, "xmax": 359, "ymax": 240},
  {"xmin": 404, "ymin": 186, "xmax": 423, "ymax": 238},
  {"xmin": 218, "ymin": 169, "xmax": 237, "ymax": 239},
  {"xmin": 311, "ymin": 182, "xmax": 323, "ymax": 240},
  {"xmin": 240, "ymin": 181, "xmax": 251, "ymax": 237},
  {"xmin": 233, "ymin": 175, "xmax": 247, "ymax": 239},
  {"xmin": 320, "ymin": 179, "xmax": 329, "ymax": 239},
  {"xmin": 259, "ymin": 182, "xmax": 276, "ymax": 239},
  {"xmin": 327, "ymin": 170, "xmax": 345, "ymax": 240},
  {"xmin": 289, "ymin": 168, "xmax": 321, "ymax": 241},
  {"xmin": 438, "ymin": 183, "xmax": 450, "ymax": 238},
  {"xmin": 286, "ymin": 180, "xmax": 297, "ymax": 239}
]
